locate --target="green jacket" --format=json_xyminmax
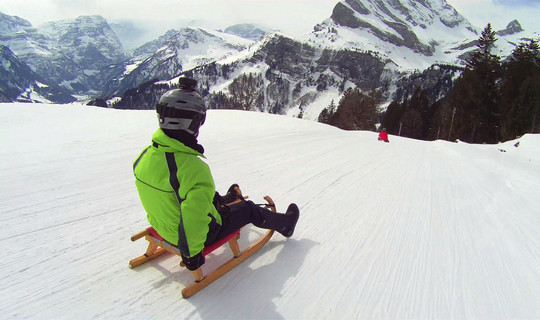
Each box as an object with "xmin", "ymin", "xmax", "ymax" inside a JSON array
[{"xmin": 133, "ymin": 129, "xmax": 221, "ymax": 258}]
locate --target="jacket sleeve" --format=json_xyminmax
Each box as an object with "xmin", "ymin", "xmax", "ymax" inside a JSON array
[{"xmin": 177, "ymin": 160, "xmax": 216, "ymax": 258}]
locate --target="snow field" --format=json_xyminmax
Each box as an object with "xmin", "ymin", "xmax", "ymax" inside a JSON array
[{"xmin": 0, "ymin": 103, "xmax": 538, "ymax": 319}]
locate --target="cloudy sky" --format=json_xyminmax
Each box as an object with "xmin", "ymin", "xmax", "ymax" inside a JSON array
[{"xmin": 1, "ymin": 0, "xmax": 538, "ymax": 48}]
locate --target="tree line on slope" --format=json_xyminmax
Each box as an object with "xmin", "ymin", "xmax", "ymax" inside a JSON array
[{"xmin": 318, "ymin": 24, "xmax": 540, "ymax": 143}]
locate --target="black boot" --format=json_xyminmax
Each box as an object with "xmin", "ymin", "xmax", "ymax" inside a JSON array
[
  {"xmin": 250, "ymin": 202, "xmax": 300, "ymax": 238},
  {"xmin": 281, "ymin": 203, "xmax": 300, "ymax": 238}
]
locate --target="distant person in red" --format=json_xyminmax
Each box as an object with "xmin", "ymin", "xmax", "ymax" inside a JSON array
[{"xmin": 378, "ymin": 128, "xmax": 389, "ymax": 142}]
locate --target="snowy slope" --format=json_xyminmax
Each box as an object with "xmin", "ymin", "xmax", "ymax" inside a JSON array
[{"xmin": 0, "ymin": 103, "xmax": 539, "ymax": 319}]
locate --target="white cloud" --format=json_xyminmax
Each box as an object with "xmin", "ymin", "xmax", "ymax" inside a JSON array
[
  {"xmin": 1, "ymin": 0, "xmax": 537, "ymax": 42},
  {"xmin": 493, "ymin": 0, "xmax": 540, "ymax": 6},
  {"xmin": 0, "ymin": 0, "xmax": 336, "ymax": 36},
  {"xmin": 446, "ymin": 0, "xmax": 540, "ymax": 32}
]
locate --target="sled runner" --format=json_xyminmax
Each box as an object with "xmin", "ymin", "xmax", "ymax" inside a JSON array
[{"xmin": 129, "ymin": 195, "xmax": 276, "ymax": 298}]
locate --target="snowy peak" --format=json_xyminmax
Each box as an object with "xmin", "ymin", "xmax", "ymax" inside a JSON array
[
  {"xmin": 310, "ymin": 0, "xmax": 478, "ymax": 67},
  {"xmin": 157, "ymin": 27, "xmax": 252, "ymax": 69},
  {"xmin": 223, "ymin": 24, "xmax": 270, "ymax": 41},
  {"xmin": 0, "ymin": 11, "xmax": 57, "ymax": 60},
  {"xmin": 331, "ymin": 0, "xmax": 474, "ymax": 33},
  {"xmin": 100, "ymin": 27, "xmax": 253, "ymax": 97},
  {"xmin": 0, "ymin": 11, "xmax": 33, "ymax": 34},
  {"xmin": 329, "ymin": 0, "xmax": 432, "ymax": 55},
  {"xmin": 344, "ymin": 0, "xmax": 470, "ymax": 29},
  {"xmin": 171, "ymin": 27, "xmax": 253, "ymax": 48},
  {"xmin": 132, "ymin": 29, "xmax": 179, "ymax": 60},
  {"xmin": 497, "ymin": 20, "xmax": 524, "ymax": 36},
  {"xmin": 0, "ymin": 12, "xmax": 128, "ymax": 97},
  {"xmin": 38, "ymin": 15, "xmax": 127, "ymax": 69},
  {"xmin": 127, "ymin": 26, "xmax": 253, "ymax": 65}
]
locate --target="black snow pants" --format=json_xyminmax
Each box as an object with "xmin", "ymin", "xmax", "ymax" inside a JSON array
[{"xmin": 209, "ymin": 200, "xmax": 288, "ymax": 245}]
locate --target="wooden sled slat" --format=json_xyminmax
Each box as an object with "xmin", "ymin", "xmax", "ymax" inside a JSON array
[
  {"xmin": 128, "ymin": 245, "xmax": 168, "ymax": 269},
  {"xmin": 129, "ymin": 195, "xmax": 276, "ymax": 298},
  {"xmin": 181, "ymin": 229, "xmax": 274, "ymax": 298}
]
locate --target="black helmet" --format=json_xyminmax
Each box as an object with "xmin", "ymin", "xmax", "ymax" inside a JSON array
[{"xmin": 156, "ymin": 77, "xmax": 206, "ymax": 137}]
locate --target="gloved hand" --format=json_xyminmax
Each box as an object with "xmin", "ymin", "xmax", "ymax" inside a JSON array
[{"xmin": 181, "ymin": 252, "xmax": 205, "ymax": 271}]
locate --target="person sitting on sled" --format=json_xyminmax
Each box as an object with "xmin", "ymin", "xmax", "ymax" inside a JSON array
[
  {"xmin": 133, "ymin": 77, "xmax": 300, "ymax": 272},
  {"xmin": 378, "ymin": 128, "xmax": 389, "ymax": 142}
]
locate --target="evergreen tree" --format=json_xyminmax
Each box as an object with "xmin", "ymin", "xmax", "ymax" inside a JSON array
[
  {"xmin": 466, "ymin": 24, "xmax": 500, "ymax": 76},
  {"xmin": 381, "ymin": 87, "xmax": 433, "ymax": 140},
  {"xmin": 317, "ymin": 88, "xmax": 378, "ymax": 131},
  {"xmin": 448, "ymin": 70, "xmax": 482, "ymax": 141},
  {"xmin": 500, "ymin": 39, "xmax": 540, "ymax": 140},
  {"xmin": 451, "ymin": 23, "xmax": 501, "ymax": 143},
  {"xmin": 228, "ymin": 73, "xmax": 264, "ymax": 111},
  {"xmin": 400, "ymin": 107, "xmax": 423, "ymax": 139},
  {"xmin": 318, "ymin": 99, "xmax": 336, "ymax": 124},
  {"xmin": 381, "ymin": 100, "xmax": 404, "ymax": 135},
  {"xmin": 408, "ymin": 87, "xmax": 431, "ymax": 139},
  {"xmin": 426, "ymin": 99, "xmax": 454, "ymax": 140}
]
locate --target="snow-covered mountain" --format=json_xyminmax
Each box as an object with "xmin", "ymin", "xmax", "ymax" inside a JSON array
[
  {"xmin": 0, "ymin": 11, "xmax": 33, "ymax": 34},
  {"xmin": 38, "ymin": 16, "xmax": 127, "ymax": 76},
  {"xmin": 299, "ymin": 0, "xmax": 531, "ymax": 70},
  {"xmin": 223, "ymin": 23, "xmax": 271, "ymax": 41},
  {"xmin": 108, "ymin": 0, "xmax": 536, "ymax": 119},
  {"xmin": 0, "ymin": 12, "xmax": 126, "ymax": 99},
  {"xmin": 307, "ymin": 0, "xmax": 478, "ymax": 68},
  {"xmin": 1, "ymin": 103, "xmax": 538, "ymax": 318},
  {"xmin": 0, "ymin": 11, "xmax": 77, "ymax": 101},
  {"xmin": 100, "ymin": 27, "xmax": 253, "ymax": 98},
  {"xmin": 110, "ymin": 31, "xmax": 392, "ymax": 115},
  {"xmin": 1, "ymin": 0, "xmax": 537, "ymax": 111},
  {"xmin": 0, "ymin": 45, "xmax": 75, "ymax": 103}
]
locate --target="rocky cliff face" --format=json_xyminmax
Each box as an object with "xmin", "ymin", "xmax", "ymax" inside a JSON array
[
  {"xmin": 0, "ymin": 45, "xmax": 75, "ymax": 103},
  {"xmin": 0, "ymin": 11, "xmax": 33, "ymax": 34},
  {"xmin": 0, "ymin": 44, "xmax": 41, "ymax": 102},
  {"xmin": 110, "ymin": 32, "xmax": 397, "ymax": 118},
  {"xmin": 37, "ymin": 15, "xmax": 127, "ymax": 94},
  {"xmin": 309, "ymin": 0, "xmax": 478, "ymax": 70},
  {"xmin": 330, "ymin": 1, "xmax": 431, "ymax": 55}
]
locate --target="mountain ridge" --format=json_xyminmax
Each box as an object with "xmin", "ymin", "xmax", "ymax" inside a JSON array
[{"xmin": 0, "ymin": 1, "xmax": 536, "ymax": 116}]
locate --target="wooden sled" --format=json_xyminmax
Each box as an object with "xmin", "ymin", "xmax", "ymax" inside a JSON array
[{"xmin": 129, "ymin": 195, "xmax": 276, "ymax": 298}]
